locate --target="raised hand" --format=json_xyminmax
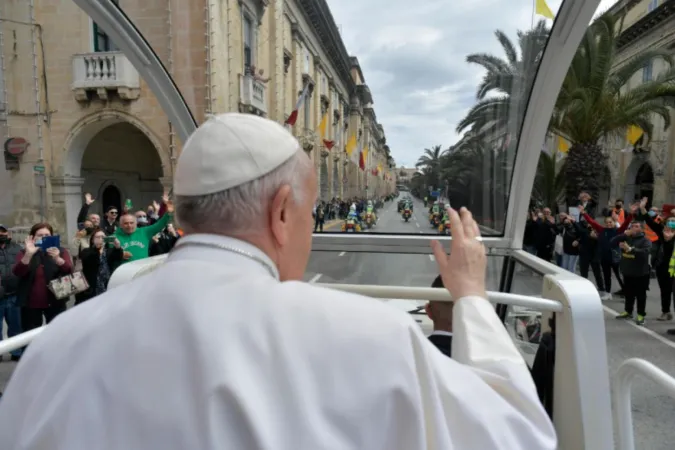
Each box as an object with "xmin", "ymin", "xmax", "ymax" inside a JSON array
[
  {"xmin": 85, "ymin": 193, "xmax": 95, "ymax": 205},
  {"xmin": 431, "ymin": 207, "xmax": 487, "ymax": 301},
  {"xmin": 24, "ymin": 236, "xmax": 38, "ymax": 255}
]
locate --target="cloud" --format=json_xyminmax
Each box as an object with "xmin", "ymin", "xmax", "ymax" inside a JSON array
[{"xmin": 325, "ymin": 0, "xmax": 619, "ymax": 167}]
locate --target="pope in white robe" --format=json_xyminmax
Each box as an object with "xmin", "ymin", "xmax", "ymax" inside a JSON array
[{"xmin": 0, "ymin": 113, "xmax": 556, "ymax": 449}]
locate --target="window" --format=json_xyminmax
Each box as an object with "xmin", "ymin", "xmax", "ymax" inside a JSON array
[
  {"xmin": 93, "ymin": 0, "xmax": 118, "ymax": 52},
  {"xmin": 648, "ymin": 0, "xmax": 658, "ymax": 12},
  {"xmin": 303, "ymin": 91, "xmax": 311, "ymax": 129},
  {"xmin": 303, "ymin": 49, "xmax": 311, "ymax": 73},
  {"xmin": 643, "ymin": 60, "xmax": 653, "ymax": 83},
  {"xmin": 243, "ymin": 16, "xmax": 254, "ymax": 70}
]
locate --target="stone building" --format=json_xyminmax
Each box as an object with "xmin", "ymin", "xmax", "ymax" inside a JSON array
[
  {"xmin": 603, "ymin": 0, "xmax": 675, "ymax": 207},
  {"xmin": 0, "ymin": 0, "xmax": 395, "ymax": 242}
]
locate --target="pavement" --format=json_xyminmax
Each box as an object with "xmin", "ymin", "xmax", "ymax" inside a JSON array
[{"xmin": 2, "ymin": 195, "xmax": 674, "ymax": 448}]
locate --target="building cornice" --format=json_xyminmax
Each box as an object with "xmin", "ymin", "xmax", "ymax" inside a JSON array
[
  {"xmin": 295, "ymin": 0, "xmax": 354, "ymax": 92},
  {"xmin": 617, "ymin": 0, "xmax": 675, "ymax": 49}
]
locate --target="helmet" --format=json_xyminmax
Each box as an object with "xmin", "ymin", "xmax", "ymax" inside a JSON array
[{"xmin": 350, "ymin": 204, "xmax": 356, "ymax": 211}]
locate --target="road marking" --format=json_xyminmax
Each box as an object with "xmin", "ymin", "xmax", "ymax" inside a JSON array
[
  {"xmin": 416, "ymin": 223, "xmax": 420, "ymax": 228},
  {"xmin": 309, "ymin": 273, "xmax": 323, "ymax": 283},
  {"xmin": 602, "ymin": 305, "xmax": 675, "ymax": 350},
  {"xmin": 338, "ymin": 251, "xmax": 345, "ymax": 256},
  {"xmin": 429, "ymin": 255, "xmax": 435, "ymax": 261}
]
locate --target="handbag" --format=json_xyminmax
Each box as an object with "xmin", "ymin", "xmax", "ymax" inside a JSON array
[{"xmin": 48, "ymin": 272, "xmax": 90, "ymax": 300}]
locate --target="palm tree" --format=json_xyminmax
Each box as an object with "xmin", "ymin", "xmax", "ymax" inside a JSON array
[
  {"xmin": 456, "ymin": 20, "xmax": 550, "ymax": 137},
  {"xmin": 532, "ymin": 150, "xmax": 566, "ymax": 211},
  {"xmin": 439, "ymin": 136, "xmax": 510, "ymax": 228},
  {"xmin": 415, "ymin": 145, "xmax": 445, "ymax": 191},
  {"xmin": 551, "ymin": 12, "xmax": 675, "ymax": 204}
]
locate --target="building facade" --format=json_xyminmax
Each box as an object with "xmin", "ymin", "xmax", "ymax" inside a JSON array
[
  {"xmin": 603, "ymin": 0, "xmax": 675, "ymax": 207},
  {"xmin": 0, "ymin": 0, "xmax": 395, "ymax": 242}
]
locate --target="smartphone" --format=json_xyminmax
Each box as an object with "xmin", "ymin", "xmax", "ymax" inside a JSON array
[
  {"xmin": 104, "ymin": 236, "xmax": 116, "ymax": 247},
  {"xmin": 40, "ymin": 235, "xmax": 60, "ymax": 251}
]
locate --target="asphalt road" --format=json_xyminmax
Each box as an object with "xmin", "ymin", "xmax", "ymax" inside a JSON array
[{"xmin": 2, "ymin": 195, "xmax": 674, "ymax": 448}]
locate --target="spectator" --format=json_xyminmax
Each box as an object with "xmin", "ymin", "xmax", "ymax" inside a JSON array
[
  {"xmin": 77, "ymin": 228, "xmax": 123, "ymax": 304},
  {"xmin": 0, "ymin": 225, "xmax": 23, "ymax": 361},
  {"xmin": 613, "ymin": 220, "xmax": 652, "ymax": 325},
  {"xmin": 579, "ymin": 203, "xmax": 633, "ymax": 300},
  {"xmin": 115, "ymin": 196, "xmax": 174, "ymax": 263},
  {"xmin": 314, "ymin": 202, "xmax": 325, "ymax": 232},
  {"xmin": 102, "ymin": 206, "xmax": 120, "ymax": 235},
  {"xmin": 13, "ymin": 223, "xmax": 73, "ymax": 331},
  {"xmin": 149, "ymin": 223, "xmax": 180, "ymax": 257},
  {"xmin": 637, "ymin": 198, "xmax": 674, "ymax": 321},
  {"xmin": 76, "ymin": 193, "xmax": 101, "ymax": 228},
  {"xmin": 557, "ymin": 213, "xmax": 581, "ymax": 273}
]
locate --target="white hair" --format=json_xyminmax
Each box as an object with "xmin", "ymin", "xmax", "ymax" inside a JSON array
[{"xmin": 175, "ymin": 150, "xmax": 312, "ymax": 234}]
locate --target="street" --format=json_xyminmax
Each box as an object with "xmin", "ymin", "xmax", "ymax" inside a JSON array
[{"xmin": 2, "ymin": 195, "xmax": 674, "ymax": 447}]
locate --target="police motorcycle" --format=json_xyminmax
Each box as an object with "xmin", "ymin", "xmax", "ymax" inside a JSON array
[
  {"xmin": 429, "ymin": 202, "xmax": 442, "ymax": 228},
  {"xmin": 341, "ymin": 204, "xmax": 362, "ymax": 233},
  {"xmin": 437, "ymin": 211, "xmax": 451, "ymax": 235},
  {"xmin": 401, "ymin": 202, "xmax": 413, "ymax": 222},
  {"xmin": 362, "ymin": 201, "xmax": 377, "ymax": 229}
]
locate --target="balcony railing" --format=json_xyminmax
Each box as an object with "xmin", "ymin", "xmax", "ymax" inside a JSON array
[
  {"xmin": 239, "ymin": 74, "xmax": 268, "ymax": 115},
  {"xmin": 72, "ymin": 52, "xmax": 140, "ymax": 101}
]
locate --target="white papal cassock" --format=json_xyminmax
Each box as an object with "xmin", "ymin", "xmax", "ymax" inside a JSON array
[{"xmin": 0, "ymin": 234, "xmax": 556, "ymax": 449}]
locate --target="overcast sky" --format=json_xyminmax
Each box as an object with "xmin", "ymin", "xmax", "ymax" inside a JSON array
[{"xmin": 325, "ymin": 0, "xmax": 619, "ymax": 168}]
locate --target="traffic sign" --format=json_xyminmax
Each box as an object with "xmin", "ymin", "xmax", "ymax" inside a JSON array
[
  {"xmin": 4, "ymin": 137, "xmax": 29, "ymax": 156},
  {"xmin": 430, "ymin": 190, "xmax": 440, "ymax": 197},
  {"xmin": 33, "ymin": 165, "xmax": 45, "ymax": 173}
]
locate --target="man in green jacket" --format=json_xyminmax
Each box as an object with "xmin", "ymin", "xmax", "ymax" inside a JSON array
[{"xmin": 115, "ymin": 197, "xmax": 174, "ymax": 262}]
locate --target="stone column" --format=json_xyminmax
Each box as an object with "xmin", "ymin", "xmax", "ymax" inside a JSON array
[
  {"xmin": 50, "ymin": 176, "xmax": 85, "ymax": 250},
  {"xmin": 159, "ymin": 176, "xmax": 174, "ymax": 195},
  {"xmin": 320, "ymin": 149, "xmax": 329, "ymax": 201},
  {"xmin": 333, "ymin": 154, "xmax": 340, "ymax": 199}
]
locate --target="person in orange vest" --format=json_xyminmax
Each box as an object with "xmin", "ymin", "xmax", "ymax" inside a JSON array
[{"xmin": 644, "ymin": 206, "xmax": 662, "ymax": 243}]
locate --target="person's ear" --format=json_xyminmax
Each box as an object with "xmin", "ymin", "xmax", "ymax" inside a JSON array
[
  {"xmin": 425, "ymin": 302, "xmax": 433, "ymax": 321},
  {"xmin": 269, "ymin": 184, "xmax": 293, "ymax": 247}
]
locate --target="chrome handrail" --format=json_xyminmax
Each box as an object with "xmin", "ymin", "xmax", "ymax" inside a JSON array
[{"xmin": 614, "ymin": 358, "xmax": 675, "ymax": 450}]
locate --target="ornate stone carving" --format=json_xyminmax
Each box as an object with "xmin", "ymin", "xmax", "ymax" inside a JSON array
[
  {"xmin": 283, "ymin": 49, "xmax": 293, "ymax": 74},
  {"xmin": 333, "ymin": 108, "xmax": 341, "ymax": 124},
  {"xmin": 301, "ymin": 73, "xmax": 316, "ymax": 92},
  {"xmin": 321, "ymin": 149, "xmax": 330, "ymax": 158},
  {"xmin": 299, "ymin": 129, "xmax": 317, "ymax": 152}
]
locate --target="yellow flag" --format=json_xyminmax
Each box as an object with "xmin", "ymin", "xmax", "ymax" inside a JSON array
[
  {"xmin": 627, "ymin": 125, "xmax": 643, "ymax": 145},
  {"xmin": 345, "ymin": 133, "xmax": 357, "ymax": 156},
  {"xmin": 317, "ymin": 112, "xmax": 328, "ymax": 139},
  {"xmin": 536, "ymin": 0, "xmax": 554, "ymax": 19},
  {"xmin": 557, "ymin": 136, "xmax": 569, "ymax": 153}
]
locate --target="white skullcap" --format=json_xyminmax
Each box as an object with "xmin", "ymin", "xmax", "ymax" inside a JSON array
[{"xmin": 174, "ymin": 113, "xmax": 300, "ymax": 196}]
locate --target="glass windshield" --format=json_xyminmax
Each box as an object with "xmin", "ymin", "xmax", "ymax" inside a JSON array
[{"xmin": 1, "ymin": 0, "xmax": 637, "ymax": 245}]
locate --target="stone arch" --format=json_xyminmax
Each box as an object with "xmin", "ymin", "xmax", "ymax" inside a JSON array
[
  {"xmin": 55, "ymin": 110, "xmax": 170, "ymax": 245},
  {"xmin": 623, "ymin": 155, "xmax": 654, "ymax": 205},
  {"xmin": 61, "ymin": 109, "xmax": 170, "ymax": 178},
  {"xmin": 623, "ymin": 154, "xmax": 651, "ymax": 204}
]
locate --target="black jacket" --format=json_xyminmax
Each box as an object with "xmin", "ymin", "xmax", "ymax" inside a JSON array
[
  {"xmin": 611, "ymin": 232, "xmax": 652, "ymax": 277},
  {"xmin": 428, "ymin": 333, "xmax": 452, "ymax": 358},
  {"xmin": 0, "ymin": 240, "xmax": 22, "ymax": 297},
  {"xmin": 79, "ymin": 246, "xmax": 123, "ymax": 302}
]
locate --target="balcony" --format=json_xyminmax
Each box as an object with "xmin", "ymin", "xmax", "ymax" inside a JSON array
[
  {"xmin": 239, "ymin": 74, "xmax": 268, "ymax": 115},
  {"xmin": 72, "ymin": 52, "xmax": 140, "ymax": 102}
]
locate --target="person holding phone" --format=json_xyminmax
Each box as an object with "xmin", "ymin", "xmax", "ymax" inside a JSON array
[
  {"xmin": 77, "ymin": 228, "xmax": 123, "ymax": 304},
  {"xmin": 12, "ymin": 222, "xmax": 73, "ymax": 331}
]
